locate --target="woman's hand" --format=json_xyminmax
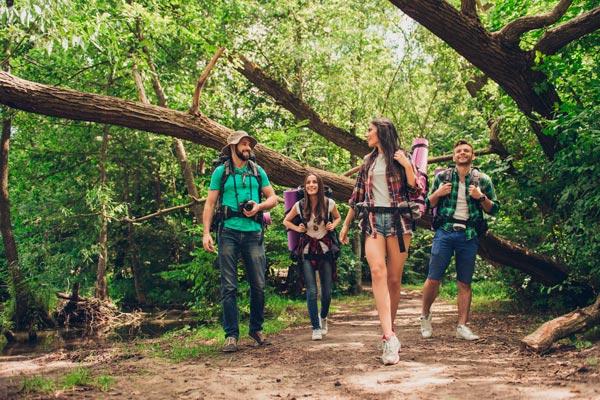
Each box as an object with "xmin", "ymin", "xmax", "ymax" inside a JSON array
[
  {"xmin": 296, "ymin": 223, "xmax": 307, "ymax": 233},
  {"xmin": 326, "ymin": 222, "xmax": 335, "ymax": 231},
  {"xmin": 339, "ymin": 225, "xmax": 349, "ymax": 245},
  {"xmin": 394, "ymin": 150, "xmax": 411, "ymax": 167}
]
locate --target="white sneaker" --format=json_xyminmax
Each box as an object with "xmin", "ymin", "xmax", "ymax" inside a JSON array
[
  {"xmin": 419, "ymin": 314, "xmax": 433, "ymax": 338},
  {"xmin": 456, "ymin": 324, "xmax": 480, "ymax": 341},
  {"xmin": 320, "ymin": 316, "xmax": 328, "ymax": 336},
  {"xmin": 312, "ymin": 329, "xmax": 323, "ymax": 340},
  {"xmin": 381, "ymin": 335, "xmax": 401, "ymax": 365}
]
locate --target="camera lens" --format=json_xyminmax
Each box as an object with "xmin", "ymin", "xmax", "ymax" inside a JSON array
[{"xmin": 243, "ymin": 202, "xmax": 253, "ymax": 211}]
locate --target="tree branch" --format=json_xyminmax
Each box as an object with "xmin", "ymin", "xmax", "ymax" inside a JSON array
[
  {"xmin": 131, "ymin": 62, "xmax": 149, "ymax": 104},
  {"xmin": 189, "ymin": 47, "xmax": 225, "ymax": 115},
  {"xmin": 124, "ymin": 198, "xmax": 206, "ymax": 223},
  {"xmin": 461, "ymin": 0, "xmax": 478, "ymax": 20},
  {"xmin": 497, "ymin": 0, "xmax": 573, "ymax": 44},
  {"xmin": 534, "ymin": 6, "xmax": 600, "ymax": 55},
  {"xmin": 231, "ymin": 54, "xmax": 370, "ymax": 156}
]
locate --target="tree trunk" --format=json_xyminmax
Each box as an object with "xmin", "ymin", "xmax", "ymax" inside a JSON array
[
  {"xmin": 0, "ymin": 72, "xmax": 568, "ymax": 284},
  {"xmin": 0, "ymin": 111, "xmax": 31, "ymax": 329},
  {"xmin": 123, "ymin": 169, "xmax": 147, "ymax": 305},
  {"xmin": 521, "ymin": 294, "xmax": 600, "ymax": 353},
  {"xmin": 95, "ymin": 126, "xmax": 110, "ymax": 300},
  {"xmin": 388, "ymin": 0, "xmax": 564, "ymax": 159},
  {"xmin": 0, "ymin": 3, "xmax": 42, "ymax": 330}
]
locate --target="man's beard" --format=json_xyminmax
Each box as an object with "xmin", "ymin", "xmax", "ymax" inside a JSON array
[{"xmin": 236, "ymin": 148, "xmax": 251, "ymax": 161}]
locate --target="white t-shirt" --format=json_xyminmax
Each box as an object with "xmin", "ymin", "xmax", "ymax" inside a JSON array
[
  {"xmin": 371, "ymin": 154, "xmax": 391, "ymax": 207},
  {"xmin": 452, "ymin": 181, "xmax": 469, "ymax": 228},
  {"xmin": 294, "ymin": 198, "xmax": 335, "ymax": 253}
]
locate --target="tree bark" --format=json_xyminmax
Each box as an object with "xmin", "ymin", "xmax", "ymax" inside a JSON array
[
  {"xmin": 0, "ymin": 72, "xmax": 568, "ymax": 284},
  {"xmin": 521, "ymin": 294, "xmax": 600, "ymax": 353},
  {"xmin": 0, "ymin": 111, "xmax": 32, "ymax": 329},
  {"xmin": 387, "ymin": 0, "xmax": 600, "ymax": 159},
  {"xmin": 0, "ymin": 1, "xmax": 42, "ymax": 330}
]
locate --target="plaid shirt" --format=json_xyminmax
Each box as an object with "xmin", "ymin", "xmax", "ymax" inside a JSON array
[
  {"xmin": 426, "ymin": 167, "xmax": 500, "ymax": 240},
  {"xmin": 349, "ymin": 150, "xmax": 424, "ymax": 236}
]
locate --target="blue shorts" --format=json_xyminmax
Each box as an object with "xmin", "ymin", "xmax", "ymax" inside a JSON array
[
  {"xmin": 427, "ymin": 228, "xmax": 479, "ymax": 284},
  {"xmin": 372, "ymin": 212, "xmax": 413, "ymax": 237}
]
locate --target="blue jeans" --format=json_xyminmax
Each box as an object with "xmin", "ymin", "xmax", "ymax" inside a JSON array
[
  {"xmin": 302, "ymin": 260, "xmax": 332, "ymax": 330},
  {"xmin": 428, "ymin": 228, "xmax": 479, "ymax": 284},
  {"xmin": 218, "ymin": 228, "xmax": 266, "ymax": 339}
]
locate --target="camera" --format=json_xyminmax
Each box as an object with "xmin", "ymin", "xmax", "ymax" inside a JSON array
[{"xmin": 239, "ymin": 201, "xmax": 254, "ymax": 212}]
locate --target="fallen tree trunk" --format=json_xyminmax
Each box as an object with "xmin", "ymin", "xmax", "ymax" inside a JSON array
[
  {"xmin": 0, "ymin": 71, "xmax": 355, "ymax": 200},
  {"xmin": 0, "ymin": 71, "xmax": 568, "ymax": 285},
  {"xmin": 521, "ymin": 294, "xmax": 600, "ymax": 353}
]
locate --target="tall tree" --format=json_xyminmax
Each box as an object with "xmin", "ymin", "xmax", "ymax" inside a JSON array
[{"xmin": 388, "ymin": 0, "xmax": 600, "ymax": 159}]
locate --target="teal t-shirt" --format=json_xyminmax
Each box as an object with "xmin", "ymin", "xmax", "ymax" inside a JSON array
[{"xmin": 209, "ymin": 163, "xmax": 270, "ymax": 232}]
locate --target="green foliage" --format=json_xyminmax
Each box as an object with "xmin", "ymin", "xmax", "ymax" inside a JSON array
[
  {"xmin": 19, "ymin": 369, "xmax": 115, "ymax": 394},
  {"xmin": 61, "ymin": 367, "xmax": 92, "ymax": 389},
  {"xmin": 20, "ymin": 376, "xmax": 56, "ymax": 394},
  {"xmin": 1, "ymin": 0, "xmax": 600, "ymax": 324},
  {"xmin": 95, "ymin": 375, "xmax": 115, "ymax": 392}
]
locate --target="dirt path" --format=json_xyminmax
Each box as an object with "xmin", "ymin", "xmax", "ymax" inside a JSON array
[{"xmin": 2, "ymin": 291, "xmax": 599, "ymax": 399}]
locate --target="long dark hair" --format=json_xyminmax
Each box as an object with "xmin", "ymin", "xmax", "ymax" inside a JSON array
[
  {"xmin": 368, "ymin": 118, "xmax": 404, "ymax": 177},
  {"xmin": 301, "ymin": 173, "xmax": 327, "ymax": 225}
]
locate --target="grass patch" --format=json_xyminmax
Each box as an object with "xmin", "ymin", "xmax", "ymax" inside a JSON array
[
  {"xmin": 95, "ymin": 375, "xmax": 116, "ymax": 392},
  {"xmin": 61, "ymin": 367, "xmax": 92, "ymax": 389},
  {"xmin": 21, "ymin": 376, "xmax": 56, "ymax": 394},
  {"xmin": 437, "ymin": 280, "xmax": 513, "ymax": 311},
  {"xmin": 141, "ymin": 294, "xmax": 308, "ymax": 362},
  {"xmin": 20, "ymin": 369, "xmax": 115, "ymax": 394}
]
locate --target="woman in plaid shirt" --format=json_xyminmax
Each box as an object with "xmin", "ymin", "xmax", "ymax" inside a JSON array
[{"xmin": 339, "ymin": 118, "xmax": 423, "ymax": 365}]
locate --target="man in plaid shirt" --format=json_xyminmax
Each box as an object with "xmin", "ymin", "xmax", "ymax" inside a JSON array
[{"xmin": 420, "ymin": 140, "xmax": 500, "ymax": 341}]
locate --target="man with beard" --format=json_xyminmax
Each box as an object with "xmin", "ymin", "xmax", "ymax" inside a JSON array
[
  {"xmin": 419, "ymin": 140, "xmax": 500, "ymax": 341},
  {"xmin": 203, "ymin": 131, "xmax": 278, "ymax": 352}
]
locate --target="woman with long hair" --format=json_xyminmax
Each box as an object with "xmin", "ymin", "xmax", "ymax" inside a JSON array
[
  {"xmin": 339, "ymin": 118, "xmax": 423, "ymax": 365},
  {"xmin": 284, "ymin": 173, "xmax": 342, "ymax": 340}
]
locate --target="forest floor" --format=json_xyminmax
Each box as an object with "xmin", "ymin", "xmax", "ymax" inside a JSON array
[{"xmin": 1, "ymin": 289, "xmax": 600, "ymax": 399}]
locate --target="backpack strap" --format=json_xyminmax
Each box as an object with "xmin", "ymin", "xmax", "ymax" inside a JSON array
[
  {"xmin": 298, "ymin": 198, "xmax": 307, "ymax": 225},
  {"xmin": 469, "ymin": 168, "xmax": 481, "ymax": 187}
]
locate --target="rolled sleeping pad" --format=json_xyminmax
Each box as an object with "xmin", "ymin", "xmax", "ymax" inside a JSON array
[
  {"xmin": 411, "ymin": 138, "xmax": 429, "ymax": 214},
  {"xmin": 262, "ymin": 212, "xmax": 272, "ymax": 226},
  {"xmin": 284, "ymin": 188, "xmax": 301, "ymax": 251}
]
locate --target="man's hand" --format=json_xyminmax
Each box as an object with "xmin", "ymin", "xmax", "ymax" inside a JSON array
[
  {"xmin": 203, "ymin": 232, "xmax": 215, "ymax": 253},
  {"xmin": 242, "ymin": 200, "xmax": 260, "ymax": 217},
  {"xmin": 468, "ymin": 185, "xmax": 483, "ymax": 200},
  {"xmin": 434, "ymin": 182, "xmax": 452, "ymax": 198}
]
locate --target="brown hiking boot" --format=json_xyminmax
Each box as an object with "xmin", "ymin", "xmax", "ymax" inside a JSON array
[
  {"xmin": 249, "ymin": 331, "xmax": 269, "ymax": 346},
  {"xmin": 222, "ymin": 336, "xmax": 238, "ymax": 352}
]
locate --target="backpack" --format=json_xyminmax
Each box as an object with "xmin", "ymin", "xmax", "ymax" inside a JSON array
[
  {"xmin": 210, "ymin": 154, "xmax": 266, "ymax": 236},
  {"xmin": 284, "ymin": 186, "xmax": 339, "ymax": 261},
  {"xmin": 430, "ymin": 167, "xmax": 488, "ymax": 235}
]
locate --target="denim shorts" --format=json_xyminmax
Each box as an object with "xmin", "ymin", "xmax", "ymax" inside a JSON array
[
  {"xmin": 427, "ymin": 228, "xmax": 479, "ymax": 284},
  {"xmin": 372, "ymin": 212, "xmax": 413, "ymax": 237}
]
